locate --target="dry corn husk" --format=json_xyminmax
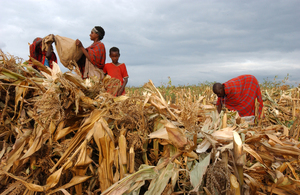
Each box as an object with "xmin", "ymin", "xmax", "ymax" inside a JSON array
[{"xmin": 1, "ymin": 50, "xmax": 300, "ymax": 194}]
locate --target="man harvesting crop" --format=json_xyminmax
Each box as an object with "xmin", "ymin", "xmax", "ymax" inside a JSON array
[{"xmin": 213, "ymin": 75, "xmax": 263, "ymax": 117}]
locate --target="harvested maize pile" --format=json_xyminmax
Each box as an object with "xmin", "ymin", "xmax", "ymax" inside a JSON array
[{"xmin": 0, "ymin": 50, "xmax": 300, "ymax": 195}]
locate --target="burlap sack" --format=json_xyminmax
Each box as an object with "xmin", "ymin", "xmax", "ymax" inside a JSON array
[
  {"xmin": 54, "ymin": 35, "xmax": 83, "ymax": 70},
  {"xmin": 83, "ymin": 58, "xmax": 104, "ymax": 80}
]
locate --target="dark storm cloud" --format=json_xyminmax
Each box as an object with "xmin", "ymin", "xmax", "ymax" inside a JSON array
[{"xmin": 0, "ymin": 0, "xmax": 299, "ymax": 87}]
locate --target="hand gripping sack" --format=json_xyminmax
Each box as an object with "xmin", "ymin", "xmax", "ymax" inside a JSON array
[{"xmin": 54, "ymin": 35, "xmax": 83, "ymax": 70}]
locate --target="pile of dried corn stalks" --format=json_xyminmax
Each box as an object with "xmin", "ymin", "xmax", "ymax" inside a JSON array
[{"xmin": 1, "ymin": 50, "xmax": 300, "ymax": 195}]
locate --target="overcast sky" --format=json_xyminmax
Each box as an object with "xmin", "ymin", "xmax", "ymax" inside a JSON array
[{"xmin": 1, "ymin": 0, "xmax": 300, "ymax": 87}]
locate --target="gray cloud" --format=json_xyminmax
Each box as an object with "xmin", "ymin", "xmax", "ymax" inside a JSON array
[{"xmin": 0, "ymin": 0, "xmax": 299, "ymax": 87}]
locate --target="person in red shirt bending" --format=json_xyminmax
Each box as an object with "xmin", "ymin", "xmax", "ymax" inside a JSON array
[
  {"xmin": 213, "ymin": 74, "xmax": 263, "ymax": 117},
  {"xmin": 29, "ymin": 35, "xmax": 57, "ymax": 69},
  {"xmin": 103, "ymin": 47, "xmax": 129, "ymax": 96}
]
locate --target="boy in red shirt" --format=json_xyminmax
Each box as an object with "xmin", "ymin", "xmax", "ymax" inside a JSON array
[{"xmin": 103, "ymin": 47, "xmax": 129, "ymax": 96}]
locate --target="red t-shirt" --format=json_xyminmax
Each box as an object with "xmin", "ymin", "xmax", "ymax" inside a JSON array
[{"xmin": 103, "ymin": 63, "xmax": 129, "ymax": 95}]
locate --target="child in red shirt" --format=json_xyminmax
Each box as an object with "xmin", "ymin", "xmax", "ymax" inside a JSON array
[{"xmin": 103, "ymin": 47, "xmax": 129, "ymax": 96}]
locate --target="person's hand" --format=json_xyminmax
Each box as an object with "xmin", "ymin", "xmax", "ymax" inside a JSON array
[
  {"xmin": 47, "ymin": 41, "xmax": 53, "ymax": 45},
  {"xmin": 76, "ymin": 39, "xmax": 83, "ymax": 47},
  {"xmin": 48, "ymin": 34, "xmax": 54, "ymax": 38},
  {"xmin": 117, "ymin": 88, "xmax": 123, "ymax": 96},
  {"xmin": 51, "ymin": 34, "xmax": 55, "ymax": 43},
  {"xmin": 47, "ymin": 34, "xmax": 55, "ymax": 43}
]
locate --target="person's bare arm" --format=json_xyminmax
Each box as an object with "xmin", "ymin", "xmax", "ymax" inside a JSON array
[
  {"xmin": 45, "ymin": 42, "xmax": 53, "ymax": 59},
  {"xmin": 34, "ymin": 39, "xmax": 43, "ymax": 57},
  {"xmin": 45, "ymin": 34, "xmax": 55, "ymax": 59},
  {"xmin": 217, "ymin": 102, "xmax": 222, "ymax": 113},
  {"xmin": 76, "ymin": 39, "xmax": 92, "ymax": 62},
  {"xmin": 117, "ymin": 77, "xmax": 128, "ymax": 96},
  {"xmin": 35, "ymin": 39, "xmax": 42, "ymax": 46}
]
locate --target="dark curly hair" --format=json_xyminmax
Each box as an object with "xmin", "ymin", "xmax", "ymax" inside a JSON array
[
  {"xmin": 109, "ymin": 47, "xmax": 120, "ymax": 55},
  {"xmin": 94, "ymin": 26, "xmax": 105, "ymax": 40}
]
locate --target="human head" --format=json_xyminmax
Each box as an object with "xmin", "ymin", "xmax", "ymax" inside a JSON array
[
  {"xmin": 109, "ymin": 47, "xmax": 120, "ymax": 64},
  {"xmin": 33, "ymin": 37, "xmax": 42, "ymax": 42},
  {"xmin": 109, "ymin": 47, "xmax": 120, "ymax": 55},
  {"xmin": 91, "ymin": 26, "xmax": 105, "ymax": 40},
  {"xmin": 213, "ymin": 83, "xmax": 225, "ymax": 97}
]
